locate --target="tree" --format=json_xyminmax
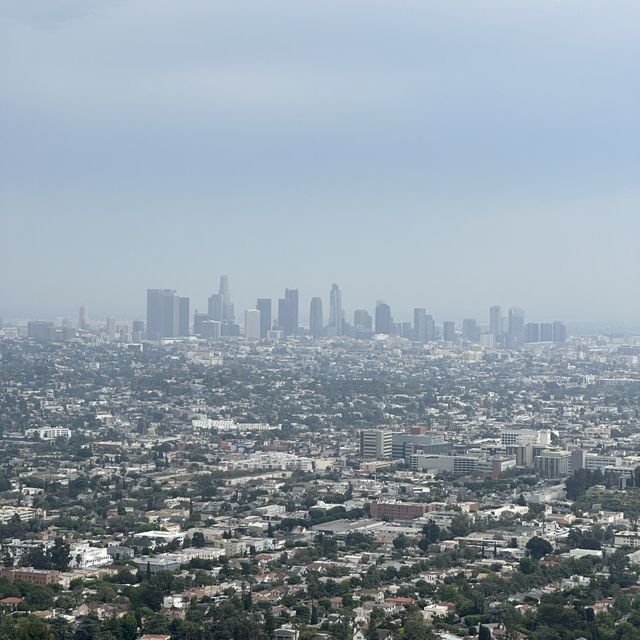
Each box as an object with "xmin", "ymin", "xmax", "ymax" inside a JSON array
[
  {"xmin": 264, "ymin": 607, "xmax": 276, "ymax": 639},
  {"xmin": 402, "ymin": 612, "xmax": 435, "ymax": 640},
  {"xmin": 519, "ymin": 556, "xmax": 536, "ymax": 575},
  {"xmin": 74, "ymin": 616, "xmax": 100, "ymax": 640},
  {"xmin": 22, "ymin": 547, "xmax": 50, "ymax": 570},
  {"xmin": 393, "ymin": 534, "xmax": 411, "ymax": 550},
  {"xmin": 192, "ymin": 531, "xmax": 206, "ymax": 548},
  {"xmin": 16, "ymin": 617, "xmax": 55, "ymax": 640},
  {"xmin": 450, "ymin": 514, "xmax": 470, "ymax": 537},
  {"xmin": 49, "ymin": 537, "xmax": 71, "ymax": 572},
  {"xmin": 526, "ymin": 536, "xmax": 552, "ymax": 560},
  {"xmin": 243, "ymin": 589, "xmax": 252, "ymax": 611},
  {"xmin": 424, "ymin": 521, "xmax": 440, "ymax": 542}
]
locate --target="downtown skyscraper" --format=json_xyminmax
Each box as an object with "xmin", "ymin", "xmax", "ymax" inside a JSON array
[
  {"xmin": 375, "ymin": 301, "xmax": 392, "ymax": 335},
  {"xmin": 309, "ymin": 297, "xmax": 324, "ymax": 338},
  {"xmin": 256, "ymin": 298, "xmax": 272, "ymax": 338},
  {"xmin": 219, "ymin": 275, "xmax": 234, "ymax": 323},
  {"xmin": 147, "ymin": 289, "xmax": 190, "ymax": 339},
  {"xmin": 508, "ymin": 306, "xmax": 525, "ymax": 348},
  {"xmin": 327, "ymin": 283, "xmax": 343, "ymax": 336},
  {"xmin": 489, "ymin": 305, "xmax": 502, "ymax": 337},
  {"xmin": 278, "ymin": 288, "xmax": 299, "ymax": 337},
  {"xmin": 414, "ymin": 308, "xmax": 427, "ymax": 343}
]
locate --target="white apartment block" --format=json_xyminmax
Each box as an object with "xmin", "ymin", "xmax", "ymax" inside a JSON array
[
  {"xmin": 70, "ymin": 542, "xmax": 110, "ymax": 568},
  {"xmin": 614, "ymin": 532, "xmax": 640, "ymax": 548},
  {"xmin": 25, "ymin": 427, "xmax": 71, "ymax": 440},
  {"xmin": 501, "ymin": 429, "xmax": 551, "ymax": 447},
  {"xmin": 224, "ymin": 453, "xmax": 313, "ymax": 473},
  {"xmin": 410, "ymin": 454, "xmax": 479, "ymax": 475}
]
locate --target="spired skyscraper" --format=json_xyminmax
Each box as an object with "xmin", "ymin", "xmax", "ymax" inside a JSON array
[{"xmin": 309, "ymin": 297, "xmax": 324, "ymax": 338}]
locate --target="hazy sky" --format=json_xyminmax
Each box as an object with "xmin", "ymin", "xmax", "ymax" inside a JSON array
[{"xmin": 1, "ymin": 0, "xmax": 639, "ymax": 324}]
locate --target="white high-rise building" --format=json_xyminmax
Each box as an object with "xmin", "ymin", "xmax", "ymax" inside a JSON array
[
  {"xmin": 244, "ymin": 309, "xmax": 261, "ymax": 339},
  {"xmin": 359, "ymin": 429, "xmax": 393, "ymax": 459}
]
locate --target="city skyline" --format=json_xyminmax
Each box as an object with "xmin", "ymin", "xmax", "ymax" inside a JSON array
[
  {"xmin": 138, "ymin": 281, "xmax": 571, "ymax": 346},
  {"xmin": 0, "ymin": 279, "xmax": 620, "ymax": 331},
  {"xmin": 10, "ymin": 279, "xmax": 575, "ymax": 328}
]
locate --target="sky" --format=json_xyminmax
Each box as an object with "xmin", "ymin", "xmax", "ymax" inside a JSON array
[{"xmin": 1, "ymin": 0, "xmax": 639, "ymax": 326}]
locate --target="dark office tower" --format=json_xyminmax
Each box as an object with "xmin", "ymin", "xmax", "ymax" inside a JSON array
[
  {"xmin": 552, "ymin": 321, "xmax": 567, "ymax": 344},
  {"xmin": 147, "ymin": 289, "xmax": 179, "ymax": 340},
  {"xmin": 354, "ymin": 309, "xmax": 372, "ymax": 338},
  {"xmin": 221, "ymin": 322, "xmax": 240, "ymax": 337},
  {"xmin": 489, "ymin": 305, "xmax": 501, "ymax": 336},
  {"xmin": 399, "ymin": 322, "xmax": 413, "ymax": 338},
  {"xmin": 508, "ymin": 306, "xmax": 525, "ymax": 348},
  {"xmin": 178, "ymin": 297, "xmax": 190, "ymax": 336},
  {"xmin": 425, "ymin": 314, "xmax": 435, "ymax": 341},
  {"xmin": 540, "ymin": 322, "xmax": 553, "ymax": 342},
  {"xmin": 310, "ymin": 297, "xmax": 324, "ymax": 338},
  {"xmin": 278, "ymin": 288, "xmax": 299, "ymax": 337},
  {"xmin": 208, "ymin": 293, "xmax": 223, "ymax": 322},
  {"xmin": 525, "ymin": 322, "xmax": 540, "ymax": 343},
  {"xmin": 414, "ymin": 308, "xmax": 427, "ymax": 342},
  {"xmin": 78, "ymin": 305, "xmax": 88, "ymax": 330},
  {"xmin": 354, "ymin": 309, "xmax": 372, "ymax": 330},
  {"xmin": 193, "ymin": 312, "xmax": 209, "ymax": 335},
  {"xmin": 256, "ymin": 298, "xmax": 272, "ymax": 338},
  {"xmin": 462, "ymin": 319, "xmax": 480, "ymax": 342},
  {"xmin": 374, "ymin": 302, "xmax": 392, "ymax": 334},
  {"xmin": 442, "ymin": 321, "xmax": 456, "ymax": 342},
  {"xmin": 328, "ymin": 283, "xmax": 343, "ymax": 336},
  {"xmin": 28, "ymin": 321, "xmax": 55, "ymax": 341},
  {"xmin": 201, "ymin": 320, "xmax": 221, "ymax": 339},
  {"xmin": 287, "ymin": 288, "xmax": 299, "ymax": 334}
]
